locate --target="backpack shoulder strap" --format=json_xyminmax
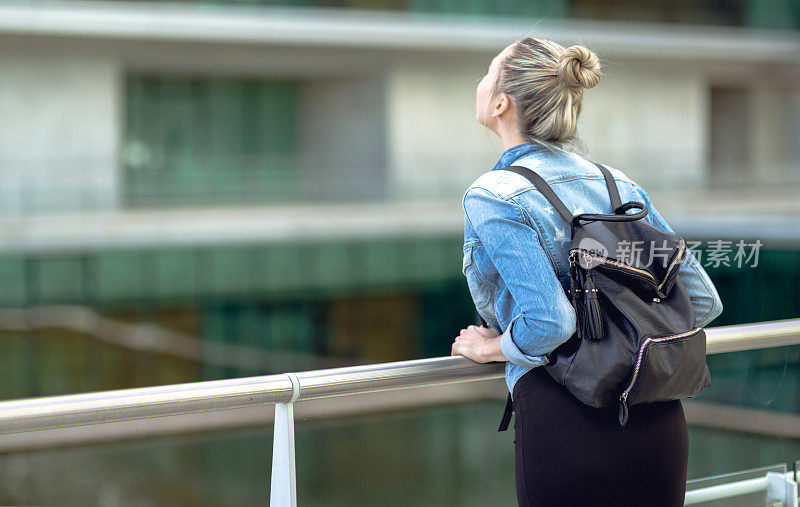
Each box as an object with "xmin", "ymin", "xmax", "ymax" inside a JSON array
[
  {"xmin": 502, "ymin": 165, "xmax": 574, "ymax": 224},
  {"xmin": 592, "ymin": 162, "xmax": 624, "ymax": 213},
  {"xmin": 503, "ymin": 162, "xmax": 629, "ymax": 224}
]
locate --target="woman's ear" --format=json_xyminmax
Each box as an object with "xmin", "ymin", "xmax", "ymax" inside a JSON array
[{"xmin": 492, "ymin": 93, "xmax": 511, "ymax": 119}]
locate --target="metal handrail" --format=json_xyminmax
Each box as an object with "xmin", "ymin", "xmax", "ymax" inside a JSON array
[
  {"xmin": 685, "ymin": 469, "xmax": 799, "ymax": 506},
  {"xmin": 0, "ymin": 317, "xmax": 797, "ymax": 436}
]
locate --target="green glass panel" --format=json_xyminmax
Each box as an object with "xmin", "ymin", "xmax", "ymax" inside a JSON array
[
  {"xmin": 48, "ymin": 0, "xmax": 799, "ymax": 29},
  {"xmin": 124, "ymin": 75, "xmax": 299, "ymax": 207},
  {"xmin": 260, "ymin": 243, "xmax": 297, "ymax": 292},
  {"xmin": 406, "ymin": 0, "xmax": 567, "ymax": 17},
  {"xmin": 206, "ymin": 246, "xmax": 254, "ymax": 296},
  {"xmin": 745, "ymin": 0, "xmax": 800, "ymax": 29},
  {"xmin": 153, "ymin": 249, "xmax": 199, "ymax": 299},
  {"xmin": 315, "ymin": 242, "xmax": 353, "ymax": 289},
  {"xmin": 36, "ymin": 256, "xmax": 86, "ymax": 304},
  {"xmin": 363, "ymin": 239, "xmax": 401, "ymax": 285},
  {"xmin": 95, "ymin": 252, "xmax": 146, "ymax": 302},
  {"xmin": 0, "ymin": 256, "xmax": 27, "ymax": 307}
]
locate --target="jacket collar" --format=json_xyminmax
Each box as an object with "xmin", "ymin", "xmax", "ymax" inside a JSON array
[{"xmin": 491, "ymin": 139, "xmax": 563, "ymax": 171}]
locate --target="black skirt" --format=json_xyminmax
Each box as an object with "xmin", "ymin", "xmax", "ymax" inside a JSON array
[{"xmin": 512, "ymin": 366, "xmax": 689, "ymax": 507}]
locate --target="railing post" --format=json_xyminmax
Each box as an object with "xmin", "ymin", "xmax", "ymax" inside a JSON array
[
  {"xmin": 270, "ymin": 372, "xmax": 300, "ymax": 507},
  {"xmin": 766, "ymin": 471, "xmax": 798, "ymax": 507}
]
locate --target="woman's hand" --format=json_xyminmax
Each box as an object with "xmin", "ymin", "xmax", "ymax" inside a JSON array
[{"xmin": 451, "ymin": 324, "xmax": 503, "ymax": 363}]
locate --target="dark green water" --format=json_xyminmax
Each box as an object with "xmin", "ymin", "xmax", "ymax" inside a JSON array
[
  {"xmin": 0, "ymin": 246, "xmax": 797, "ymax": 505},
  {"xmin": 0, "ymin": 399, "xmax": 798, "ymax": 506}
]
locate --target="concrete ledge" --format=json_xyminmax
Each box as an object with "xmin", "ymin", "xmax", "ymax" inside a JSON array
[
  {"xmin": 0, "ymin": 199, "xmax": 799, "ymax": 253},
  {"xmin": 0, "ymin": 1, "xmax": 798, "ymax": 62},
  {"xmin": 683, "ymin": 400, "xmax": 800, "ymax": 440}
]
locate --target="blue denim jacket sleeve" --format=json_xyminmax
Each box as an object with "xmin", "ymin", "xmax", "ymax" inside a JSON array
[
  {"xmin": 637, "ymin": 189, "xmax": 724, "ymax": 328},
  {"xmin": 463, "ymin": 186, "xmax": 577, "ymax": 367}
]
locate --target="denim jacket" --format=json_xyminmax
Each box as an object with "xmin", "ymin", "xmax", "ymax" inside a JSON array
[{"xmin": 461, "ymin": 141, "xmax": 724, "ymax": 398}]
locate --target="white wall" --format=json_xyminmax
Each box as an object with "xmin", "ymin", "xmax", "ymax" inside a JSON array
[
  {"xmin": 385, "ymin": 56, "xmax": 499, "ymax": 201},
  {"xmin": 578, "ymin": 61, "xmax": 708, "ymax": 191},
  {"xmin": 0, "ymin": 47, "xmax": 120, "ymax": 215},
  {"xmin": 751, "ymin": 85, "xmax": 800, "ymax": 186},
  {"xmin": 297, "ymin": 75, "xmax": 388, "ymax": 202},
  {"xmin": 384, "ymin": 57, "xmax": 714, "ymax": 201}
]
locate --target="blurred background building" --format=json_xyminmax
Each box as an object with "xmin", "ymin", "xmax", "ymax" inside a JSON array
[{"xmin": 0, "ymin": 1, "xmax": 798, "ymax": 505}]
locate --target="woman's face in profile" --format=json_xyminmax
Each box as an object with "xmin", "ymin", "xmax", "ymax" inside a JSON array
[{"xmin": 475, "ymin": 43, "xmax": 513, "ymax": 127}]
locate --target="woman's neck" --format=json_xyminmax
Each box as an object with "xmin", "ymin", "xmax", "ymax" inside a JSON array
[{"xmin": 495, "ymin": 124, "xmax": 527, "ymax": 151}]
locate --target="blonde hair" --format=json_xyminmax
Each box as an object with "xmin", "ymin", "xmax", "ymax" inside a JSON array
[{"xmin": 492, "ymin": 37, "xmax": 602, "ymax": 149}]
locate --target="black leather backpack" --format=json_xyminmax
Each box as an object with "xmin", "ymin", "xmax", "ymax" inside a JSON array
[{"xmin": 494, "ymin": 162, "xmax": 711, "ymax": 430}]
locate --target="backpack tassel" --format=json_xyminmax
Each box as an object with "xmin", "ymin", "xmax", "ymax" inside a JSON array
[
  {"xmin": 580, "ymin": 269, "xmax": 604, "ymax": 341},
  {"xmin": 568, "ymin": 260, "xmax": 581, "ymax": 309},
  {"xmin": 569, "ymin": 261, "xmax": 586, "ymax": 339}
]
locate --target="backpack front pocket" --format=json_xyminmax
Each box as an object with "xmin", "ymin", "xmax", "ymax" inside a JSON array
[{"xmin": 618, "ymin": 326, "xmax": 710, "ymax": 426}]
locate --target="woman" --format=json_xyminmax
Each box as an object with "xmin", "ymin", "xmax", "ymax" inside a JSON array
[{"xmin": 450, "ymin": 37, "xmax": 724, "ymax": 506}]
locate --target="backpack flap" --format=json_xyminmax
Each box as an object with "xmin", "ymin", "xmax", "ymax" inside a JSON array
[
  {"xmin": 652, "ymin": 238, "xmax": 686, "ymax": 300},
  {"xmin": 572, "ymin": 220, "xmax": 687, "ymax": 302}
]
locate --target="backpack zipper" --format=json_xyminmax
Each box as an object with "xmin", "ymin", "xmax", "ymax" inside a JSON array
[
  {"xmin": 617, "ymin": 325, "xmax": 701, "ymax": 425},
  {"xmin": 656, "ymin": 240, "xmax": 686, "ymax": 293},
  {"xmin": 570, "ymin": 239, "xmax": 685, "ymax": 293}
]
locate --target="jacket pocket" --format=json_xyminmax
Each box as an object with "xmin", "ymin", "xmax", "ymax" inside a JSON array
[
  {"xmin": 462, "ymin": 242, "xmax": 477, "ymax": 275},
  {"xmin": 463, "ymin": 242, "xmax": 496, "ymax": 319}
]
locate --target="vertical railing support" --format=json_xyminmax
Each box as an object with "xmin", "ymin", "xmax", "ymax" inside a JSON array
[
  {"xmin": 270, "ymin": 372, "xmax": 301, "ymax": 506},
  {"xmin": 766, "ymin": 471, "xmax": 798, "ymax": 507}
]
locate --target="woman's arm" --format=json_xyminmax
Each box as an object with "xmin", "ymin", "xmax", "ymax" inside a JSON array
[
  {"xmin": 480, "ymin": 334, "xmax": 508, "ymax": 362},
  {"xmin": 456, "ymin": 186, "xmax": 576, "ymax": 367},
  {"xmin": 451, "ymin": 324, "xmax": 508, "ymax": 363}
]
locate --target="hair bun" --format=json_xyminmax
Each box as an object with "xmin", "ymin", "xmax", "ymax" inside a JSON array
[{"xmin": 557, "ymin": 45, "xmax": 601, "ymax": 90}]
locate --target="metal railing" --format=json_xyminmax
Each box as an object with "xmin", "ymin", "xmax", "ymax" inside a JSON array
[
  {"xmin": 685, "ymin": 464, "xmax": 799, "ymax": 507},
  {"xmin": 0, "ymin": 318, "xmax": 798, "ymax": 505}
]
